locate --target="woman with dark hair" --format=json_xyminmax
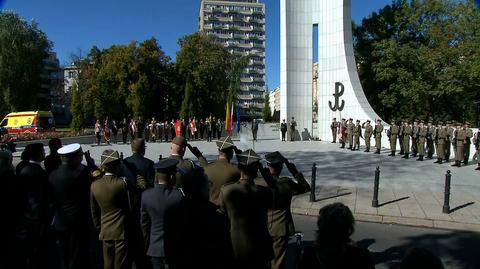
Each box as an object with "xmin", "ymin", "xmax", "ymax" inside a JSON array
[{"xmin": 300, "ymin": 203, "xmax": 375, "ymax": 269}]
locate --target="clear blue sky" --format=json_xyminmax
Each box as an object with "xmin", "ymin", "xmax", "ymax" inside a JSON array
[{"xmin": 2, "ymin": 0, "xmax": 392, "ymax": 90}]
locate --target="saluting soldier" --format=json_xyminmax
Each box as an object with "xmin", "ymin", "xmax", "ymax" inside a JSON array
[
  {"xmin": 219, "ymin": 149, "xmax": 274, "ymax": 269},
  {"xmin": 426, "ymin": 121, "xmax": 435, "ymax": 159},
  {"xmin": 434, "ymin": 122, "xmax": 447, "ymax": 164},
  {"xmin": 352, "ymin": 120, "xmax": 362, "ymax": 151},
  {"xmin": 255, "ymin": 152, "xmax": 310, "ymax": 269},
  {"xmin": 339, "ymin": 118, "xmax": 347, "ymax": 149},
  {"xmin": 398, "ymin": 121, "xmax": 405, "ymax": 156},
  {"xmin": 190, "ymin": 136, "xmax": 241, "ymax": 206},
  {"xmin": 362, "ymin": 120, "xmax": 373, "ymax": 152},
  {"xmin": 346, "ymin": 118, "xmax": 354, "ymax": 150},
  {"xmin": 330, "ymin": 118, "xmax": 339, "ymax": 143},
  {"xmin": 445, "ymin": 121, "xmax": 454, "ymax": 162},
  {"xmin": 374, "ymin": 119, "xmax": 384, "ymax": 154},
  {"xmin": 417, "ymin": 120, "xmax": 428, "ymax": 161},
  {"xmin": 411, "ymin": 120, "xmax": 419, "ymax": 157},
  {"xmin": 388, "ymin": 120, "xmax": 399, "ymax": 156},
  {"xmin": 402, "ymin": 121, "xmax": 412, "ymax": 159},
  {"xmin": 452, "ymin": 123, "xmax": 466, "ymax": 167},
  {"xmin": 463, "ymin": 122, "xmax": 473, "ymax": 165},
  {"xmin": 168, "ymin": 136, "xmax": 195, "ymax": 188},
  {"xmin": 474, "ymin": 129, "xmax": 480, "ymax": 171}
]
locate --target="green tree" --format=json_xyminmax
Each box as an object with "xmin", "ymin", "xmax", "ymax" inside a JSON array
[
  {"xmin": 0, "ymin": 11, "xmax": 51, "ymax": 114},
  {"xmin": 354, "ymin": 0, "xmax": 480, "ymax": 124},
  {"xmin": 262, "ymin": 92, "xmax": 272, "ymax": 122},
  {"xmin": 176, "ymin": 33, "xmax": 232, "ymax": 119}
]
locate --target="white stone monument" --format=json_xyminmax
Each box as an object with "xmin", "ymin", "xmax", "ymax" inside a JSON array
[{"xmin": 280, "ymin": 0, "xmax": 383, "ymax": 141}]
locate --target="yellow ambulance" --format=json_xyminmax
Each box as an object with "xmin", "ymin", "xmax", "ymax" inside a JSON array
[{"xmin": 0, "ymin": 111, "xmax": 55, "ymax": 134}]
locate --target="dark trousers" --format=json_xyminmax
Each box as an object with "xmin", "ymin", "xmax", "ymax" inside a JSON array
[
  {"xmin": 57, "ymin": 229, "xmax": 90, "ymax": 269},
  {"xmin": 253, "ymin": 130, "xmax": 258, "ymax": 141},
  {"xmin": 464, "ymin": 143, "xmax": 471, "ymax": 163},
  {"xmin": 207, "ymin": 131, "xmax": 212, "ymax": 142},
  {"xmin": 217, "ymin": 131, "xmax": 222, "ymax": 140},
  {"xmin": 102, "ymin": 240, "xmax": 130, "ymax": 269},
  {"xmin": 271, "ymin": 236, "xmax": 288, "ymax": 269},
  {"xmin": 122, "ymin": 131, "xmax": 128, "ymax": 144},
  {"xmin": 151, "ymin": 256, "xmax": 166, "ymax": 269},
  {"xmin": 281, "ymin": 131, "xmax": 286, "ymax": 141}
]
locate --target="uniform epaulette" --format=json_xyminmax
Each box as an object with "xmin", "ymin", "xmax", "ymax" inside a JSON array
[{"xmin": 92, "ymin": 170, "xmax": 103, "ymax": 179}]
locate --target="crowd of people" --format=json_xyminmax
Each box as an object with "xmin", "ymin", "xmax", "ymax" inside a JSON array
[
  {"xmin": 331, "ymin": 118, "xmax": 480, "ymax": 170},
  {"xmin": 94, "ymin": 117, "xmax": 225, "ymax": 146}
]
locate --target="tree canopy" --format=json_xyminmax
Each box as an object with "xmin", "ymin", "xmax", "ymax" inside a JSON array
[{"xmin": 354, "ymin": 0, "xmax": 480, "ymax": 124}]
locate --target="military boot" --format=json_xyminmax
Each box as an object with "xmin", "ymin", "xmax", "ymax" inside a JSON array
[
  {"xmin": 417, "ymin": 155, "xmax": 424, "ymax": 161},
  {"xmin": 364, "ymin": 147, "xmax": 370, "ymax": 152},
  {"xmin": 375, "ymin": 149, "xmax": 380, "ymax": 154},
  {"xmin": 404, "ymin": 153, "xmax": 409, "ymax": 159},
  {"xmin": 476, "ymin": 166, "xmax": 480, "ymax": 171},
  {"xmin": 388, "ymin": 151, "xmax": 395, "ymax": 156},
  {"xmin": 438, "ymin": 159, "xmax": 443, "ymax": 164},
  {"xmin": 434, "ymin": 159, "xmax": 441, "ymax": 164}
]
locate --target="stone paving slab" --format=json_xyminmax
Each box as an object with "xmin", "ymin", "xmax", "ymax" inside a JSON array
[{"xmin": 15, "ymin": 137, "xmax": 479, "ymax": 232}]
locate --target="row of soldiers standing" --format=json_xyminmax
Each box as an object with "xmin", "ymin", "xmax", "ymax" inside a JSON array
[{"xmin": 331, "ymin": 118, "xmax": 384, "ymax": 154}]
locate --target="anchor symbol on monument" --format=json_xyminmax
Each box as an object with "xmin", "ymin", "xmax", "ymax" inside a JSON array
[{"xmin": 329, "ymin": 82, "xmax": 345, "ymax": 112}]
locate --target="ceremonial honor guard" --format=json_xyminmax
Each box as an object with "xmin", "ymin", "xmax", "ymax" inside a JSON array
[
  {"xmin": 452, "ymin": 123, "xmax": 466, "ymax": 167},
  {"xmin": 402, "ymin": 121, "xmax": 412, "ymax": 159},
  {"xmin": 352, "ymin": 120, "xmax": 362, "ymax": 151},
  {"xmin": 417, "ymin": 121, "xmax": 427, "ymax": 161},
  {"xmin": 255, "ymin": 152, "xmax": 310, "ymax": 269},
  {"xmin": 463, "ymin": 122, "xmax": 473, "ymax": 165},
  {"xmin": 346, "ymin": 118, "xmax": 354, "ymax": 150},
  {"xmin": 411, "ymin": 120, "xmax": 419, "ymax": 157},
  {"xmin": 445, "ymin": 121, "xmax": 454, "ymax": 162},
  {"xmin": 434, "ymin": 122, "xmax": 447, "ymax": 164},
  {"xmin": 398, "ymin": 121, "xmax": 404, "ymax": 156},
  {"xmin": 289, "ymin": 117, "xmax": 297, "ymax": 142},
  {"xmin": 388, "ymin": 120, "xmax": 399, "ymax": 156},
  {"xmin": 474, "ymin": 129, "xmax": 480, "ymax": 171},
  {"xmin": 281, "ymin": 119, "xmax": 287, "ymax": 142},
  {"xmin": 426, "ymin": 121, "xmax": 435, "ymax": 159},
  {"xmin": 374, "ymin": 119, "xmax": 384, "ymax": 154},
  {"xmin": 339, "ymin": 118, "xmax": 347, "ymax": 148},
  {"xmin": 362, "ymin": 120, "xmax": 373, "ymax": 152},
  {"xmin": 330, "ymin": 118, "xmax": 339, "ymax": 143}
]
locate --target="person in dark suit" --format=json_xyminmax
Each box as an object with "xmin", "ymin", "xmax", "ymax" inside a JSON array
[
  {"xmin": 219, "ymin": 149, "xmax": 274, "ymax": 269},
  {"xmin": 44, "ymin": 138, "xmax": 62, "ymax": 175},
  {"xmin": 91, "ymin": 150, "xmax": 132, "ymax": 269},
  {"xmin": 255, "ymin": 151, "xmax": 311, "ymax": 269},
  {"xmin": 188, "ymin": 136, "xmax": 240, "ymax": 206},
  {"xmin": 16, "ymin": 145, "xmax": 31, "ymax": 175},
  {"xmin": 299, "ymin": 203, "xmax": 375, "ymax": 269},
  {"xmin": 18, "ymin": 143, "xmax": 50, "ymax": 269},
  {"xmin": 123, "ymin": 138, "xmax": 155, "ymax": 269},
  {"xmin": 48, "ymin": 143, "xmax": 93, "ymax": 269},
  {"xmin": 164, "ymin": 166, "xmax": 233, "ymax": 269},
  {"xmin": 280, "ymin": 119, "xmax": 287, "ymax": 141},
  {"xmin": 141, "ymin": 158, "xmax": 183, "ymax": 269}
]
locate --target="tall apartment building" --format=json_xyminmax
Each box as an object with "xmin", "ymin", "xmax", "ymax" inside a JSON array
[{"xmin": 199, "ymin": 0, "xmax": 266, "ymax": 118}]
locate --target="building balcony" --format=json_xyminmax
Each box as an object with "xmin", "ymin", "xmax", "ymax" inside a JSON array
[
  {"xmin": 237, "ymin": 94, "xmax": 254, "ymax": 100},
  {"xmin": 252, "ymin": 103, "xmax": 265, "ymax": 109},
  {"xmin": 253, "ymin": 77, "xmax": 265, "ymax": 82},
  {"xmin": 203, "ymin": 24, "xmax": 213, "ymax": 30},
  {"xmin": 241, "ymin": 77, "xmax": 254, "ymax": 83},
  {"xmin": 238, "ymin": 43, "xmax": 253, "ymax": 48},
  {"xmin": 252, "ymin": 42, "xmax": 265, "ymax": 48},
  {"xmin": 249, "ymin": 60, "xmax": 265, "ymax": 65},
  {"xmin": 240, "ymin": 10, "xmax": 254, "ymax": 15}
]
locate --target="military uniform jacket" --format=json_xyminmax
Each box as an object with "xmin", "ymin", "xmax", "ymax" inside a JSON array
[
  {"xmin": 412, "ymin": 125, "xmax": 419, "ymax": 139},
  {"xmin": 419, "ymin": 127, "xmax": 427, "ymax": 138},
  {"xmin": 330, "ymin": 122, "xmax": 339, "ymax": 130},
  {"xmin": 199, "ymin": 157, "xmax": 240, "ymax": 206},
  {"xmin": 465, "ymin": 128, "xmax": 473, "ymax": 144},
  {"xmin": 447, "ymin": 127, "xmax": 454, "ymax": 142},
  {"xmin": 255, "ymin": 173, "xmax": 310, "ymax": 237},
  {"xmin": 90, "ymin": 174, "xmax": 131, "ymax": 240},
  {"xmin": 347, "ymin": 123, "xmax": 354, "ymax": 134},
  {"xmin": 374, "ymin": 124, "xmax": 384, "ymax": 138},
  {"xmin": 427, "ymin": 127, "xmax": 435, "ymax": 140},
  {"xmin": 404, "ymin": 126, "xmax": 412, "ymax": 138},
  {"xmin": 455, "ymin": 129, "xmax": 466, "ymax": 143},
  {"xmin": 363, "ymin": 125, "xmax": 373, "ymax": 138},
  {"xmin": 390, "ymin": 125, "xmax": 399, "ymax": 137},
  {"xmin": 438, "ymin": 128, "xmax": 447, "ymax": 144},
  {"xmin": 353, "ymin": 125, "xmax": 362, "ymax": 136},
  {"xmin": 49, "ymin": 164, "xmax": 93, "ymax": 231},
  {"xmin": 168, "ymin": 155, "xmax": 194, "ymax": 188},
  {"xmin": 220, "ymin": 181, "xmax": 273, "ymax": 262},
  {"xmin": 141, "ymin": 184, "xmax": 183, "ymax": 258}
]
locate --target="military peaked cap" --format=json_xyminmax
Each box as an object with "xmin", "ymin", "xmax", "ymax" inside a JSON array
[
  {"xmin": 153, "ymin": 158, "xmax": 178, "ymax": 173},
  {"xmin": 236, "ymin": 149, "xmax": 261, "ymax": 166}
]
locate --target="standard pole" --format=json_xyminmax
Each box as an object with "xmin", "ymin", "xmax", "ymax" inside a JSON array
[
  {"xmin": 309, "ymin": 163, "xmax": 317, "ymax": 202},
  {"xmin": 372, "ymin": 166, "xmax": 380, "ymax": 207},
  {"xmin": 443, "ymin": 170, "xmax": 452, "ymax": 214}
]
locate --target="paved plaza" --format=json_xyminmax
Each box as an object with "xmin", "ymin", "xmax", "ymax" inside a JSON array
[{"xmin": 15, "ymin": 134, "xmax": 480, "ymax": 232}]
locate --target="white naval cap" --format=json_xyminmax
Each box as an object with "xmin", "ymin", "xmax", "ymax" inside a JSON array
[{"xmin": 57, "ymin": 143, "xmax": 82, "ymax": 155}]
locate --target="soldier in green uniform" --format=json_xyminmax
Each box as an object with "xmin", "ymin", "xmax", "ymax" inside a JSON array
[
  {"xmin": 374, "ymin": 119, "xmax": 384, "ymax": 154},
  {"xmin": 168, "ymin": 136, "xmax": 195, "ymax": 188},
  {"xmin": 426, "ymin": 121, "xmax": 435, "ymax": 159},
  {"xmin": 289, "ymin": 117, "xmax": 297, "ymax": 142},
  {"xmin": 346, "ymin": 118, "xmax": 354, "ymax": 150},
  {"xmin": 434, "ymin": 122, "xmax": 447, "ymax": 164},
  {"xmin": 398, "ymin": 121, "xmax": 405, "ymax": 156},
  {"xmin": 362, "ymin": 120, "xmax": 373, "ymax": 152},
  {"xmin": 402, "ymin": 121, "xmax": 412, "ymax": 159},
  {"xmin": 90, "ymin": 150, "xmax": 132, "ymax": 269},
  {"xmin": 330, "ymin": 118, "xmax": 339, "ymax": 143},
  {"xmin": 411, "ymin": 120, "xmax": 419, "ymax": 157},
  {"xmin": 445, "ymin": 121, "xmax": 454, "ymax": 162},
  {"xmin": 388, "ymin": 120, "xmax": 399, "ymax": 156},
  {"xmin": 255, "ymin": 152, "xmax": 310, "ymax": 269},
  {"xmin": 417, "ymin": 121, "xmax": 428, "ymax": 161},
  {"xmin": 219, "ymin": 149, "xmax": 274, "ymax": 269},
  {"xmin": 352, "ymin": 120, "xmax": 362, "ymax": 151},
  {"xmin": 452, "ymin": 123, "xmax": 466, "ymax": 167},
  {"xmin": 463, "ymin": 122, "xmax": 473, "ymax": 165},
  {"xmin": 474, "ymin": 129, "xmax": 480, "ymax": 171},
  {"xmin": 190, "ymin": 136, "xmax": 241, "ymax": 206}
]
